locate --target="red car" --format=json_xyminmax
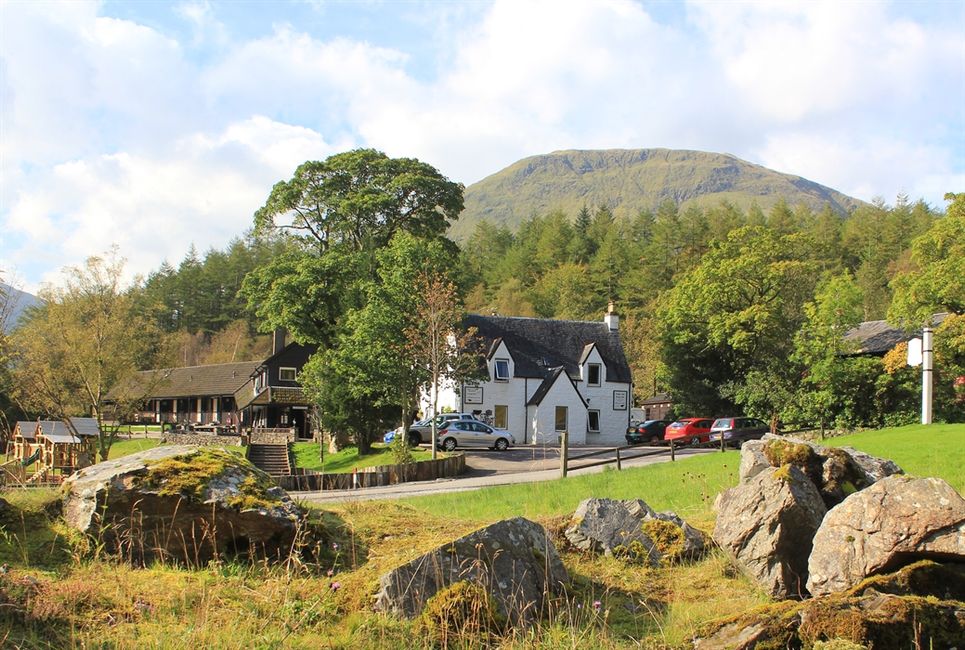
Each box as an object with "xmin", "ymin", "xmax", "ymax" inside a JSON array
[{"xmin": 664, "ymin": 418, "xmax": 714, "ymax": 447}]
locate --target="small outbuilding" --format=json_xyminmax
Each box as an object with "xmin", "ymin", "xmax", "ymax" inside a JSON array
[{"xmin": 10, "ymin": 418, "xmax": 99, "ymax": 480}]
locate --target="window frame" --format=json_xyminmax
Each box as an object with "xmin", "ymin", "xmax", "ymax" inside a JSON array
[
  {"xmin": 588, "ymin": 409, "xmax": 601, "ymax": 433},
  {"xmin": 278, "ymin": 366, "xmax": 298, "ymax": 382},
  {"xmin": 587, "ymin": 363, "xmax": 602, "ymax": 386},
  {"xmin": 554, "ymin": 406, "xmax": 568, "ymax": 432},
  {"xmin": 493, "ymin": 358, "xmax": 510, "ymax": 381},
  {"xmin": 494, "ymin": 405, "xmax": 508, "ymax": 429}
]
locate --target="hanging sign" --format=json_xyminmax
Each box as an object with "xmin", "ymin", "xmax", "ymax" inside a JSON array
[{"xmin": 907, "ymin": 337, "xmax": 923, "ymax": 367}]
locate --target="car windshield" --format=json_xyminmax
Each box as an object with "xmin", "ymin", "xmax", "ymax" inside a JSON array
[{"xmin": 669, "ymin": 422, "xmax": 685, "ymax": 428}]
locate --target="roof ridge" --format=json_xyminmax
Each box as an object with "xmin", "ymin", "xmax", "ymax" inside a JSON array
[
  {"xmin": 139, "ymin": 360, "xmax": 262, "ymax": 373},
  {"xmin": 469, "ymin": 313, "xmax": 605, "ymax": 326}
]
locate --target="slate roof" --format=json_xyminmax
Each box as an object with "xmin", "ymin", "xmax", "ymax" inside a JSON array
[
  {"xmin": 526, "ymin": 367, "xmax": 589, "ymax": 407},
  {"xmin": 640, "ymin": 393, "xmax": 672, "ymax": 406},
  {"xmin": 127, "ymin": 361, "xmax": 262, "ymax": 399},
  {"xmin": 465, "ymin": 314, "xmax": 632, "ymax": 383},
  {"xmin": 14, "ymin": 421, "xmax": 38, "ymax": 440},
  {"xmin": 842, "ymin": 313, "xmax": 948, "ymax": 356},
  {"xmin": 37, "ymin": 420, "xmax": 83, "ymax": 444}
]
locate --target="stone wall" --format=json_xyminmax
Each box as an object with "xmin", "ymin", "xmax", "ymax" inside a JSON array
[
  {"xmin": 159, "ymin": 433, "xmax": 244, "ymax": 447},
  {"xmin": 250, "ymin": 430, "xmax": 296, "ymax": 444}
]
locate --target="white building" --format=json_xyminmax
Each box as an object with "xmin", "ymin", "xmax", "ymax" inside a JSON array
[{"xmin": 430, "ymin": 305, "xmax": 633, "ymax": 446}]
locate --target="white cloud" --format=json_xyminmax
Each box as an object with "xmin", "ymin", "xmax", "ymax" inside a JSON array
[
  {"xmin": 5, "ymin": 117, "xmax": 335, "ymax": 290},
  {"xmin": 1, "ymin": 0, "xmax": 962, "ymax": 290}
]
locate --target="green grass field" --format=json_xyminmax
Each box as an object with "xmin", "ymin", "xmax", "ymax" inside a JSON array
[
  {"xmin": 292, "ymin": 441, "xmax": 436, "ymax": 473},
  {"xmin": 107, "ymin": 437, "xmax": 163, "ymax": 459}
]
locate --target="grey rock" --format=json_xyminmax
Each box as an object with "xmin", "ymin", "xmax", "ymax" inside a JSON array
[
  {"xmin": 564, "ymin": 498, "xmax": 707, "ymax": 565},
  {"xmin": 693, "ymin": 622, "xmax": 771, "ymax": 650},
  {"xmin": 374, "ymin": 517, "xmax": 567, "ymax": 626},
  {"xmin": 740, "ymin": 435, "xmax": 903, "ymax": 508},
  {"xmin": 565, "ymin": 498, "xmax": 657, "ymax": 563},
  {"xmin": 839, "ymin": 446, "xmax": 903, "ymax": 483},
  {"xmin": 738, "ymin": 439, "xmax": 769, "ymax": 483},
  {"xmin": 714, "ymin": 465, "xmax": 827, "ymax": 599},
  {"xmin": 807, "ymin": 476, "xmax": 965, "ymax": 597},
  {"xmin": 62, "ymin": 445, "xmax": 303, "ymax": 565}
]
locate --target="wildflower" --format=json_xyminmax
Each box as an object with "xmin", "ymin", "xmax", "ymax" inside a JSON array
[
  {"xmin": 326, "ymin": 568, "xmax": 334, "ymax": 577},
  {"xmin": 332, "ymin": 542, "xmax": 340, "ymax": 551},
  {"xmin": 330, "ymin": 581, "xmax": 341, "ymax": 591},
  {"xmin": 592, "ymin": 600, "xmax": 602, "ymax": 612}
]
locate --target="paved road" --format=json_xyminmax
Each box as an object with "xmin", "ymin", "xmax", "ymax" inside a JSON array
[{"xmin": 295, "ymin": 444, "xmax": 715, "ymax": 503}]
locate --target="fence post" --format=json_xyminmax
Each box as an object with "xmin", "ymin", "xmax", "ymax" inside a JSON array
[
  {"xmin": 720, "ymin": 434, "xmax": 726, "ymax": 453},
  {"xmin": 560, "ymin": 430, "xmax": 569, "ymax": 478},
  {"xmin": 670, "ymin": 439, "xmax": 675, "ymax": 462},
  {"xmin": 616, "ymin": 447, "xmax": 622, "ymax": 471}
]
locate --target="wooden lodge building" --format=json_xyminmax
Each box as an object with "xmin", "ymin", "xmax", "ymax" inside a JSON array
[
  {"xmin": 129, "ymin": 332, "xmax": 317, "ymax": 438},
  {"xmin": 11, "ymin": 417, "xmax": 99, "ymax": 478}
]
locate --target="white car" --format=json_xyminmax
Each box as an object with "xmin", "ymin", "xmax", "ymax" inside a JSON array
[
  {"xmin": 396, "ymin": 413, "xmax": 482, "ymax": 446},
  {"xmin": 436, "ymin": 420, "xmax": 516, "ymax": 451}
]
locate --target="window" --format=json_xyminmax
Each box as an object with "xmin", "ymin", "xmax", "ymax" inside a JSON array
[
  {"xmin": 494, "ymin": 405, "xmax": 508, "ymax": 429},
  {"xmin": 587, "ymin": 363, "xmax": 601, "ymax": 386},
  {"xmin": 588, "ymin": 410, "xmax": 600, "ymax": 433},
  {"xmin": 494, "ymin": 358, "xmax": 510, "ymax": 380},
  {"xmin": 279, "ymin": 367, "xmax": 297, "ymax": 382},
  {"xmin": 555, "ymin": 406, "xmax": 568, "ymax": 432}
]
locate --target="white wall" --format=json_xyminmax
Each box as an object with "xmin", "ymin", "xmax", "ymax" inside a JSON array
[
  {"xmin": 531, "ymin": 373, "xmax": 588, "ymax": 445},
  {"xmin": 578, "ymin": 347, "xmax": 632, "ymax": 445}
]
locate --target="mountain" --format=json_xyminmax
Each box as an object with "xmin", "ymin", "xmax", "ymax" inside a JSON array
[
  {"xmin": 451, "ymin": 148, "xmax": 863, "ymax": 239},
  {"xmin": 1, "ymin": 282, "xmax": 40, "ymax": 333}
]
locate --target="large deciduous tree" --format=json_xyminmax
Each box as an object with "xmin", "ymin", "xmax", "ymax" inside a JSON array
[
  {"xmin": 656, "ymin": 226, "xmax": 817, "ymax": 418},
  {"xmin": 253, "ymin": 148, "xmax": 464, "ymax": 252},
  {"xmin": 10, "ymin": 252, "xmax": 171, "ymax": 460}
]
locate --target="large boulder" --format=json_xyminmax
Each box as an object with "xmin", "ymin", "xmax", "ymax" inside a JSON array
[
  {"xmin": 62, "ymin": 445, "xmax": 303, "ymax": 565},
  {"xmin": 714, "ymin": 464, "xmax": 827, "ymax": 599},
  {"xmin": 374, "ymin": 517, "xmax": 567, "ymax": 627},
  {"xmin": 564, "ymin": 498, "xmax": 706, "ymax": 565},
  {"xmin": 739, "ymin": 435, "xmax": 903, "ymax": 508},
  {"xmin": 807, "ymin": 476, "xmax": 965, "ymax": 597}
]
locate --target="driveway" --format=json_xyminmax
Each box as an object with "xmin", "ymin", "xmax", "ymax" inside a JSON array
[{"xmin": 296, "ymin": 443, "xmax": 715, "ymax": 503}]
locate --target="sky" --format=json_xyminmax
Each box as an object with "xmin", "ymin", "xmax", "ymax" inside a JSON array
[{"xmin": 2, "ymin": 0, "xmax": 963, "ymax": 292}]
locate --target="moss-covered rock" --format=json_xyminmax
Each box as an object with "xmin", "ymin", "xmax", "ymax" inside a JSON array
[
  {"xmin": 62, "ymin": 445, "xmax": 303, "ymax": 566},
  {"xmin": 416, "ymin": 580, "xmax": 507, "ymax": 647}
]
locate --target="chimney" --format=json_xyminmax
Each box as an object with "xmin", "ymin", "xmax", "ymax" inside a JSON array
[
  {"xmin": 272, "ymin": 327, "xmax": 287, "ymax": 355},
  {"xmin": 604, "ymin": 301, "xmax": 619, "ymax": 331}
]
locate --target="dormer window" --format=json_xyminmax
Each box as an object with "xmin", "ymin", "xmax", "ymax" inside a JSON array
[
  {"xmin": 279, "ymin": 367, "xmax": 297, "ymax": 382},
  {"xmin": 494, "ymin": 359, "xmax": 510, "ymax": 381},
  {"xmin": 587, "ymin": 363, "xmax": 601, "ymax": 386}
]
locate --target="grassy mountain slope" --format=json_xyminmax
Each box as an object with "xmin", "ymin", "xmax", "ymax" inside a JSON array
[{"xmin": 452, "ymin": 148, "xmax": 863, "ymax": 239}]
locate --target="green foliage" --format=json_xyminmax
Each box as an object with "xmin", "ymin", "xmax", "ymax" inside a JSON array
[
  {"xmin": 254, "ymin": 148, "xmax": 464, "ymax": 252},
  {"xmin": 889, "ymin": 192, "xmax": 965, "ymax": 325}
]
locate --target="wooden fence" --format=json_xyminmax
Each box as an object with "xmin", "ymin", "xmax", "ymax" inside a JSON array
[{"xmin": 277, "ymin": 453, "xmax": 466, "ymax": 491}]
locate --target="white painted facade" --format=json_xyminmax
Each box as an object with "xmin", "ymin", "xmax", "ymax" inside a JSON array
[{"xmin": 426, "ymin": 311, "xmax": 633, "ymax": 446}]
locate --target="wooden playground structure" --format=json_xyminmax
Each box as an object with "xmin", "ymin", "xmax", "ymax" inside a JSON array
[{"xmin": 4, "ymin": 418, "xmax": 99, "ymax": 485}]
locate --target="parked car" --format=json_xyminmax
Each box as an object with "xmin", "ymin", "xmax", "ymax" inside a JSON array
[
  {"xmin": 625, "ymin": 419, "xmax": 673, "ymax": 445},
  {"xmin": 436, "ymin": 420, "xmax": 515, "ymax": 451},
  {"xmin": 399, "ymin": 413, "xmax": 482, "ymax": 446},
  {"xmin": 708, "ymin": 417, "xmax": 770, "ymax": 448},
  {"xmin": 664, "ymin": 418, "xmax": 715, "ymax": 447}
]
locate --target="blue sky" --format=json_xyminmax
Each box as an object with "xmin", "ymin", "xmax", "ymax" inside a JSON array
[{"xmin": 2, "ymin": 0, "xmax": 963, "ymax": 291}]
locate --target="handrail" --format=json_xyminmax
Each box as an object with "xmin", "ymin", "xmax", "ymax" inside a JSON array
[{"xmin": 564, "ymin": 441, "xmax": 680, "ymax": 475}]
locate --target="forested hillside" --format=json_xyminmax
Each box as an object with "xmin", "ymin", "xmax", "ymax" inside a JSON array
[{"xmin": 453, "ymin": 148, "xmax": 864, "ymax": 239}]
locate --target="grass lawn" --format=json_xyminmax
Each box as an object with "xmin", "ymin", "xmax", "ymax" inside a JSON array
[
  {"xmin": 107, "ymin": 437, "xmax": 162, "ymax": 459},
  {"xmin": 292, "ymin": 442, "xmax": 437, "ymax": 473}
]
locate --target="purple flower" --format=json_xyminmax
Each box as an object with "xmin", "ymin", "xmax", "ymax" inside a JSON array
[
  {"xmin": 330, "ymin": 581, "xmax": 341, "ymax": 591},
  {"xmin": 332, "ymin": 542, "xmax": 340, "ymax": 551},
  {"xmin": 326, "ymin": 569, "xmax": 334, "ymax": 577},
  {"xmin": 592, "ymin": 600, "xmax": 602, "ymax": 612}
]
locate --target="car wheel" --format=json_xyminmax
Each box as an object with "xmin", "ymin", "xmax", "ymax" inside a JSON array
[
  {"xmin": 442, "ymin": 438, "xmax": 457, "ymax": 451},
  {"xmin": 494, "ymin": 438, "xmax": 509, "ymax": 451},
  {"xmin": 649, "ymin": 435, "xmax": 660, "ymax": 444},
  {"xmin": 407, "ymin": 432, "xmax": 421, "ymax": 446},
  {"xmin": 690, "ymin": 437, "xmax": 701, "ymax": 448}
]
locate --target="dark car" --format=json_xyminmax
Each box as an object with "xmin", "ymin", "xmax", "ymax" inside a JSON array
[
  {"xmin": 625, "ymin": 419, "xmax": 673, "ymax": 445},
  {"xmin": 708, "ymin": 417, "xmax": 770, "ymax": 448}
]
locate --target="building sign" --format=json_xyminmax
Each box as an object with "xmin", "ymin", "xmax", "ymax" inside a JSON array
[
  {"xmin": 464, "ymin": 385, "xmax": 484, "ymax": 405},
  {"xmin": 612, "ymin": 390, "xmax": 628, "ymax": 411}
]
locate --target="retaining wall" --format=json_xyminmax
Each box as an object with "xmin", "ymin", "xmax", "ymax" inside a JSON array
[{"xmin": 159, "ymin": 433, "xmax": 244, "ymax": 447}]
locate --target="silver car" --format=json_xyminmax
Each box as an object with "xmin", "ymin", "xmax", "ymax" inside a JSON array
[
  {"xmin": 397, "ymin": 413, "xmax": 482, "ymax": 446},
  {"xmin": 437, "ymin": 420, "xmax": 516, "ymax": 451}
]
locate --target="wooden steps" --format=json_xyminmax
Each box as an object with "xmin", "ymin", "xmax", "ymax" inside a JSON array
[{"xmin": 246, "ymin": 443, "xmax": 292, "ymax": 477}]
